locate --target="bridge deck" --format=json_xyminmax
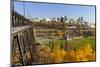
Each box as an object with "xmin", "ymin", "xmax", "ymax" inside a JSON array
[{"xmin": 12, "ymin": 25, "xmax": 31, "ymax": 35}]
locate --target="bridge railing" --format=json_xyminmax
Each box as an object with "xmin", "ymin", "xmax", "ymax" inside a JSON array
[{"xmin": 12, "ymin": 11, "xmax": 31, "ymax": 27}]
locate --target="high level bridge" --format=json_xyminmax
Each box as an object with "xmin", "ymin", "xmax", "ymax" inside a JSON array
[{"xmin": 11, "ymin": 11, "xmax": 38, "ymax": 66}]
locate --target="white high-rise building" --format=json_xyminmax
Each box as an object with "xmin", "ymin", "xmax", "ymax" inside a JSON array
[{"xmin": 46, "ymin": 18, "xmax": 52, "ymax": 22}]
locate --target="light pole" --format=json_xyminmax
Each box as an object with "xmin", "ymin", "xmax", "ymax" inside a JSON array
[{"xmin": 23, "ymin": 2, "xmax": 25, "ymax": 17}]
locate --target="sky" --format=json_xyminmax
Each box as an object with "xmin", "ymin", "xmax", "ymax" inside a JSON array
[{"xmin": 13, "ymin": 1, "xmax": 96, "ymax": 23}]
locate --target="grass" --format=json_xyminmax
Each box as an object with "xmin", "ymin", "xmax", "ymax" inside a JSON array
[
  {"xmin": 68, "ymin": 37, "xmax": 96, "ymax": 50},
  {"xmin": 44, "ymin": 37, "xmax": 96, "ymax": 50}
]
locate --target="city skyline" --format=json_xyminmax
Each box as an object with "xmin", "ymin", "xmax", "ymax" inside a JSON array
[{"xmin": 13, "ymin": 1, "xmax": 96, "ymax": 23}]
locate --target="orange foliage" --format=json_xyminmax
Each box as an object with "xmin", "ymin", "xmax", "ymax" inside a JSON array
[
  {"xmin": 49, "ymin": 44, "xmax": 96, "ymax": 63},
  {"xmin": 12, "ymin": 44, "xmax": 96, "ymax": 65}
]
